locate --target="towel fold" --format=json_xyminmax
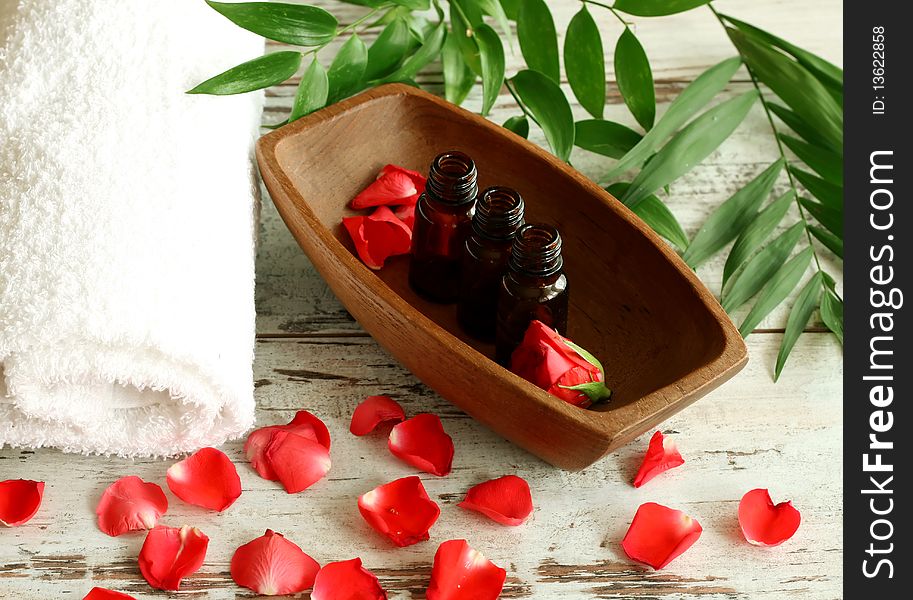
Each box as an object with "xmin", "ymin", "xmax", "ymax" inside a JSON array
[{"xmin": 0, "ymin": 0, "xmax": 264, "ymax": 456}]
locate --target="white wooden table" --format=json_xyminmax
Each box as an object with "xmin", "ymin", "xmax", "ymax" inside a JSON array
[{"xmin": 0, "ymin": 1, "xmax": 842, "ymax": 598}]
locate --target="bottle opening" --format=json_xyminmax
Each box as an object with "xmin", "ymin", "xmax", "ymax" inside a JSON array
[
  {"xmin": 509, "ymin": 223, "xmax": 563, "ymax": 276},
  {"xmin": 427, "ymin": 150, "xmax": 478, "ymax": 204},
  {"xmin": 473, "ymin": 187, "xmax": 525, "ymax": 240}
]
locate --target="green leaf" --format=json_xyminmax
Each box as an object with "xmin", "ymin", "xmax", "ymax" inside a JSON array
[
  {"xmin": 563, "ymin": 340, "xmax": 604, "ymax": 372},
  {"xmin": 739, "ymin": 247, "xmax": 813, "ymax": 337},
  {"xmin": 450, "ymin": 1, "xmax": 482, "ymax": 76},
  {"xmin": 205, "ymin": 1, "xmax": 337, "ymax": 46},
  {"xmin": 799, "ymin": 197, "xmax": 842, "ymax": 238},
  {"xmin": 723, "ymin": 191, "xmax": 792, "ymax": 288},
  {"xmin": 327, "ymin": 34, "xmax": 368, "ymax": 103},
  {"xmin": 390, "ymin": 0, "xmax": 430, "ymax": 9},
  {"xmin": 365, "ymin": 18, "xmax": 412, "ymax": 81},
  {"xmin": 809, "ymin": 225, "xmax": 843, "ymax": 258},
  {"xmin": 768, "ymin": 102, "xmax": 830, "ymax": 149},
  {"xmin": 500, "ymin": 0, "xmax": 521, "ymax": 20},
  {"xmin": 607, "ymin": 183, "xmax": 688, "ymax": 250},
  {"xmin": 565, "ymin": 6, "xmax": 606, "ymax": 119},
  {"xmin": 775, "ymin": 271, "xmax": 824, "ymax": 379},
  {"xmin": 615, "ymin": 28, "xmax": 656, "ymax": 130},
  {"xmin": 476, "ymin": 24, "xmax": 505, "ymax": 116},
  {"xmin": 476, "ymin": 0, "xmax": 513, "ymax": 41},
  {"xmin": 790, "ymin": 166, "xmax": 842, "ymax": 210},
  {"xmin": 622, "ymin": 90, "xmax": 759, "ymax": 208},
  {"xmin": 727, "ymin": 28, "xmax": 842, "ymax": 152},
  {"xmin": 820, "ymin": 282, "xmax": 843, "ymax": 344},
  {"xmin": 602, "ymin": 57, "xmax": 742, "ymax": 181},
  {"xmin": 559, "ymin": 380, "xmax": 613, "ymax": 404},
  {"xmin": 503, "ymin": 115, "xmax": 529, "ymax": 138},
  {"xmin": 289, "ymin": 58, "xmax": 328, "ymax": 121},
  {"xmin": 722, "ymin": 222, "xmax": 805, "ymax": 313},
  {"xmin": 780, "ymin": 135, "xmax": 842, "ymax": 185},
  {"xmin": 442, "ymin": 30, "xmax": 475, "ymax": 105},
  {"xmin": 517, "ymin": 0, "xmax": 560, "ymax": 82},
  {"xmin": 187, "ymin": 51, "xmax": 302, "ymax": 95},
  {"xmin": 511, "ymin": 70, "xmax": 575, "ymax": 161},
  {"xmin": 613, "ymin": 0, "xmax": 712, "ymax": 16},
  {"xmin": 574, "ymin": 119, "xmax": 642, "ymax": 159},
  {"xmin": 383, "ymin": 22, "xmax": 446, "ymax": 82}
]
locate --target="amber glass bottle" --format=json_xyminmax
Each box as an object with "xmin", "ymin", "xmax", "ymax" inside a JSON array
[
  {"xmin": 457, "ymin": 187, "xmax": 525, "ymax": 341},
  {"xmin": 408, "ymin": 151, "xmax": 478, "ymax": 303},
  {"xmin": 495, "ymin": 224, "xmax": 569, "ymax": 365}
]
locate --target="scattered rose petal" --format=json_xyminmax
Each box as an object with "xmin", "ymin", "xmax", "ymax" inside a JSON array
[
  {"xmin": 245, "ymin": 411, "xmax": 332, "ymax": 481},
  {"xmin": 138, "ymin": 525, "xmax": 209, "ymax": 591},
  {"xmin": 265, "ymin": 430, "xmax": 332, "ymax": 494},
  {"xmin": 0, "ymin": 479, "xmax": 44, "ymax": 527},
  {"xmin": 393, "ymin": 203, "xmax": 416, "ymax": 230},
  {"xmin": 388, "ymin": 413, "xmax": 454, "ymax": 476},
  {"xmin": 343, "ymin": 206, "xmax": 413, "ymax": 270},
  {"xmin": 83, "ymin": 588, "xmax": 135, "ymax": 599},
  {"xmin": 96, "ymin": 476, "xmax": 169, "ymax": 536},
  {"xmin": 632, "ymin": 431, "xmax": 685, "ymax": 488},
  {"xmin": 350, "ymin": 395, "xmax": 406, "ymax": 436},
  {"xmin": 738, "ymin": 488, "xmax": 801, "ymax": 546},
  {"xmin": 458, "ymin": 475, "xmax": 533, "ymax": 526},
  {"xmin": 358, "ymin": 476, "xmax": 440, "ymax": 547},
  {"xmin": 231, "ymin": 529, "xmax": 320, "ymax": 595},
  {"xmin": 166, "ymin": 447, "xmax": 241, "ymax": 511},
  {"xmin": 311, "ymin": 558, "xmax": 387, "ymax": 600},
  {"xmin": 426, "ymin": 539, "xmax": 506, "ymax": 600},
  {"xmin": 350, "ymin": 164, "xmax": 426, "ymax": 210},
  {"xmin": 622, "ymin": 502, "xmax": 702, "ymax": 570}
]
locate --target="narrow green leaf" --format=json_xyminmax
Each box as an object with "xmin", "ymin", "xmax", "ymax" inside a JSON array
[
  {"xmin": 768, "ymin": 102, "xmax": 830, "ymax": 149},
  {"xmin": 327, "ymin": 34, "xmax": 368, "ymax": 103},
  {"xmin": 339, "ymin": 0, "xmax": 385, "ymax": 7},
  {"xmin": 450, "ymin": 1, "xmax": 482, "ymax": 75},
  {"xmin": 365, "ymin": 18, "xmax": 412, "ymax": 81},
  {"xmin": 722, "ymin": 222, "xmax": 805, "ymax": 313},
  {"xmin": 739, "ymin": 247, "xmax": 813, "ymax": 337},
  {"xmin": 503, "ymin": 115, "xmax": 530, "ymax": 138},
  {"xmin": 613, "ymin": 0, "xmax": 712, "ymax": 16},
  {"xmin": 476, "ymin": 0, "xmax": 512, "ymax": 41},
  {"xmin": 809, "ymin": 225, "xmax": 843, "ymax": 258},
  {"xmin": 727, "ymin": 28, "xmax": 842, "ymax": 152},
  {"xmin": 775, "ymin": 272, "xmax": 824, "ymax": 379},
  {"xmin": 390, "ymin": 0, "xmax": 429, "ymax": 9},
  {"xmin": 799, "ymin": 197, "xmax": 842, "ymax": 238},
  {"xmin": 790, "ymin": 166, "xmax": 842, "ymax": 209},
  {"xmin": 187, "ymin": 51, "xmax": 302, "ymax": 95},
  {"xmin": 383, "ymin": 22, "xmax": 445, "ymax": 82},
  {"xmin": 289, "ymin": 58, "xmax": 328, "ymax": 121},
  {"xmin": 205, "ymin": 2, "xmax": 337, "ymax": 46},
  {"xmin": 602, "ymin": 57, "xmax": 742, "ymax": 181},
  {"xmin": 565, "ymin": 6, "xmax": 606, "ymax": 119},
  {"xmin": 615, "ymin": 29, "xmax": 656, "ymax": 130},
  {"xmin": 517, "ymin": 0, "xmax": 560, "ymax": 82},
  {"xmin": 820, "ymin": 286, "xmax": 843, "ymax": 344},
  {"xmin": 622, "ymin": 90, "xmax": 759, "ymax": 208},
  {"xmin": 500, "ymin": 0, "xmax": 521, "ymax": 20},
  {"xmin": 475, "ymin": 24, "xmax": 505, "ymax": 116},
  {"xmin": 723, "ymin": 191, "xmax": 792, "ymax": 288},
  {"xmin": 780, "ymin": 135, "xmax": 842, "ymax": 185},
  {"xmin": 607, "ymin": 182, "xmax": 689, "ymax": 249},
  {"xmin": 574, "ymin": 119, "xmax": 642, "ymax": 159},
  {"xmin": 511, "ymin": 70, "xmax": 575, "ymax": 161},
  {"xmin": 442, "ymin": 30, "xmax": 475, "ymax": 105}
]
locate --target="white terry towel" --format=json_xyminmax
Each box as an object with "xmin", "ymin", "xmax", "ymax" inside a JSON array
[{"xmin": 0, "ymin": 0, "xmax": 264, "ymax": 456}]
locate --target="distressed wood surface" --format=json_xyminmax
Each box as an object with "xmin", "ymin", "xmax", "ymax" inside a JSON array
[{"xmin": 1, "ymin": 1, "xmax": 842, "ymax": 598}]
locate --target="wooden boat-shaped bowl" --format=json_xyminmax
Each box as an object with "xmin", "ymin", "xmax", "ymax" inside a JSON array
[{"xmin": 257, "ymin": 84, "xmax": 747, "ymax": 470}]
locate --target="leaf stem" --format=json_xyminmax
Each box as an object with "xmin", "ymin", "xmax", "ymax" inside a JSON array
[
  {"xmin": 303, "ymin": 5, "xmax": 385, "ymax": 57},
  {"xmin": 450, "ymin": 0, "xmax": 473, "ymax": 33},
  {"xmin": 580, "ymin": 0, "xmax": 630, "ymax": 28},
  {"xmin": 504, "ymin": 79, "xmax": 540, "ymax": 127}
]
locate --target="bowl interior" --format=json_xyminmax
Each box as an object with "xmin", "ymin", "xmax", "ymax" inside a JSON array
[{"xmin": 271, "ymin": 90, "xmax": 729, "ymax": 413}]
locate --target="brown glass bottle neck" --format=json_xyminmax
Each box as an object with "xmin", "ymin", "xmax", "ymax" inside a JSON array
[
  {"xmin": 472, "ymin": 186, "xmax": 525, "ymax": 241},
  {"xmin": 508, "ymin": 224, "xmax": 564, "ymax": 277},
  {"xmin": 426, "ymin": 151, "xmax": 478, "ymax": 205}
]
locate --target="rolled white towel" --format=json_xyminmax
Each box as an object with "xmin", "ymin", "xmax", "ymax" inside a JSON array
[{"xmin": 0, "ymin": 0, "xmax": 264, "ymax": 456}]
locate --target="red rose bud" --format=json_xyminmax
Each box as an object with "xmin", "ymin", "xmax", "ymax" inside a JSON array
[{"xmin": 509, "ymin": 320, "xmax": 611, "ymax": 408}]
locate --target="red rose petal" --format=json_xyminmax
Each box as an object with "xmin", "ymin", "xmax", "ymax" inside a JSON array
[
  {"xmin": 83, "ymin": 588, "xmax": 135, "ymax": 599},
  {"xmin": 458, "ymin": 475, "xmax": 533, "ymax": 526},
  {"xmin": 388, "ymin": 413, "xmax": 454, "ymax": 477},
  {"xmin": 350, "ymin": 395, "xmax": 406, "ymax": 436},
  {"xmin": 138, "ymin": 525, "xmax": 209, "ymax": 591},
  {"xmin": 166, "ymin": 447, "xmax": 242, "ymax": 511},
  {"xmin": 311, "ymin": 558, "xmax": 387, "ymax": 600},
  {"xmin": 245, "ymin": 411, "xmax": 332, "ymax": 481},
  {"xmin": 393, "ymin": 203, "xmax": 416, "ymax": 230},
  {"xmin": 350, "ymin": 164, "xmax": 426, "ymax": 210},
  {"xmin": 0, "ymin": 479, "xmax": 44, "ymax": 527},
  {"xmin": 632, "ymin": 431, "xmax": 685, "ymax": 488},
  {"xmin": 622, "ymin": 502, "xmax": 702, "ymax": 570},
  {"xmin": 96, "ymin": 476, "xmax": 168, "ymax": 536},
  {"xmin": 358, "ymin": 476, "xmax": 441, "ymax": 547},
  {"xmin": 426, "ymin": 539, "xmax": 506, "ymax": 600},
  {"xmin": 231, "ymin": 529, "xmax": 320, "ymax": 595},
  {"xmin": 343, "ymin": 206, "xmax": 412, "ymax": 270},
  {"xmin": 265, "ymin": 430, "xmax": 332, "ymax": 494},
  {"xmin": 738, "ymin": 488, "xmax": 801, "ymax": 546}
]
